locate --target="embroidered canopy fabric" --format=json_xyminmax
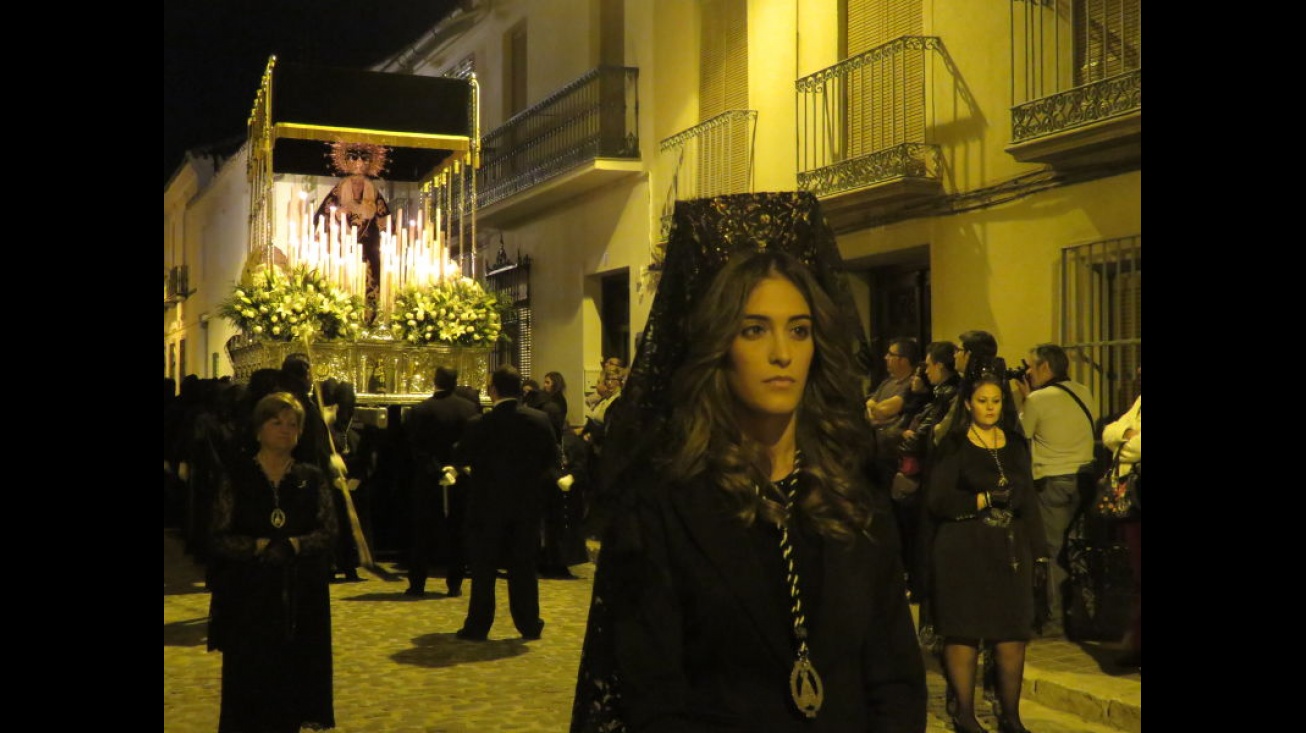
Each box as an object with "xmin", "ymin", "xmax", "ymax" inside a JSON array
[{"xmin": 267, "ymin": 60, "xmax": 474, "ymax": 181}]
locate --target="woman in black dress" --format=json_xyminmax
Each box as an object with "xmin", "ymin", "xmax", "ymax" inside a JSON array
[
  {"xmin": 571, "ymin": 193, "xmax": 926, "ymax": 733},
  {"xmin": 209, "ymin": 391, "xmax": 338, "ymax": 733},
  {"xmin": 537, "ymin": 370, "xmax": 588, "ymax": 576},
  {"xmin": 539, "ymin": 371, "xmax": 570, "ymax": 437},
  {"xmin": 923, "ymin": 371, "xmax": 1048, "ymax": 733}
]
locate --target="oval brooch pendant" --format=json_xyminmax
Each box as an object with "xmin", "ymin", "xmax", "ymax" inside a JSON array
[
  {"xmin": 270, "ymin": 508, "xmax": 286, "ymax": 528},
  {"xmin": 789, "ymin": 656, "xmax": 824, "ymax": 719}
]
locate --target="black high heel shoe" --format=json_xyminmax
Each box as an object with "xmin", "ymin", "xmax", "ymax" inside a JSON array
[
  {"xmin": 996, "ymin": 717, "xmax": 1032, "ymax": 733},
  {"xmin": 949, "ymin": 715, "xmax": 988, "ymax": 733}
]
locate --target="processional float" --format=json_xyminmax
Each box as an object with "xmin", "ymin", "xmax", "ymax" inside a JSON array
[{"xmin": 228, "ymin": 56, "xmax": 494, "ymax": 403}]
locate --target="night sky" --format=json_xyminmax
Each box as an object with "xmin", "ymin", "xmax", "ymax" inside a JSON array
[{"xmin": 164, "ymin": 1, "xmax": 458, "ymax": 186}]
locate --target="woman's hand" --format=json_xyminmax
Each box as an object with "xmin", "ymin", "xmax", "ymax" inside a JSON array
[
  {"xmin": 260, "ymin": 537, "xmax": 297, "ymax": 566},
  {"xmin": 980, "ymin": 488, "xmax": 1013, "ymax": 510}
]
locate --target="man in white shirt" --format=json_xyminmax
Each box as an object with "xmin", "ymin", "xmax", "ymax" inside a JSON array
[
  {"xmin": 584, "ymin": 357, "xmax": 625, "ymax": 410},
  {"xmin": 585, "ymin": 371, "xmax": 624, "ymax": 425},
  {"xmin": 1013, "ymin": 343, "xmax": 1097, "ymax": 636}
]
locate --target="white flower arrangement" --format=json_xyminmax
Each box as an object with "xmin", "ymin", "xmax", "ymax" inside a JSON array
[
  {"xmin": 389, "ymin": 277, "xmax": 505, "ymax": 347},
  {"xmin": 219, "ymin": 265, "xmax": 365, "ymax": 343}
]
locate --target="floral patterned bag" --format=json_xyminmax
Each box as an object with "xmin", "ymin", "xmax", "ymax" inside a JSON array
[{"xmin": 1090, "ymin": 445, "xmax": 1140, "ymax": 522}]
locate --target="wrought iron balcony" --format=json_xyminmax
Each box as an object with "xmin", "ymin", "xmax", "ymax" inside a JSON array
[
  {"xmin": 477, "ymin": 66, "xmax": 640, "ymax": 222},
  {"xmin": 1006, "ymin": 0, "xmax": 1141, "ymax": 169},
  {"xmin": 656, "ymin": 109, "xmax": 758, "ymax": 243},
  {"xmin": 795, "ymin": 37, "xmax": 944, "ymax": 232},
  {"xmin": 1012, "ymin": 70, "xmax": 1141, "ymax": 143},
  {"xmin": 164, "ymin": 264, "xmax": 191, "ymax": 308}
]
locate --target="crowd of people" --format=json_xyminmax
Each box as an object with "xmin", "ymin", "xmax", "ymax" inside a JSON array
[
  {"xmin": 165, "ymin": 350, "xmax": 631, "ymax": 732},
  {"xmin": 164, "ymin": 193, "xmax": 1140, "ymax": 733}
]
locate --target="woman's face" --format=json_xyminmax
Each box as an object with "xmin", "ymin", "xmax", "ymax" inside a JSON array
[
  {"xmin": 725, "ymin": 274, "xmax": 814, "ymax": 423},
  {"xmin": 967, "ymin": 382, "xmax": 1003, "ymax": 429},
  {"xmin": 258, "ymin": 409, "xmax": 301, "ymax": 452},
  {"xmin": 543, "ymin": 375, "xmax": 555, "ymax": 393}
]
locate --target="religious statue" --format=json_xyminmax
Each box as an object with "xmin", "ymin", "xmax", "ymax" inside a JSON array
[{"xmin": 316, "ymin": 142, "xmax": 392, "ymax": 312}]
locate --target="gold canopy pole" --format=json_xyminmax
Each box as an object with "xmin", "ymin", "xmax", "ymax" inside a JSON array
[{"xmin": 468, "ymin": 72, "xmax": 480, "ymax": 279}]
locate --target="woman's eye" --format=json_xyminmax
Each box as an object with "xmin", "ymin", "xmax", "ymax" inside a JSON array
[
  {"xmin": 790, "ymin": 324, "xmax": 811, "ymax": 339},
  {"xmin": 741, "ymin": 324, "xmax": 766, "ymax": 338}
]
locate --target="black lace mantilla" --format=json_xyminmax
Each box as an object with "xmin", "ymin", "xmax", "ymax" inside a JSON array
[
  {"xmin": 572, "ymin": 192, "xmax": 868, "ymax": 733},
  {"xmin": 596, "ymin": 192, "xmax": 871, "ymax": 496}
]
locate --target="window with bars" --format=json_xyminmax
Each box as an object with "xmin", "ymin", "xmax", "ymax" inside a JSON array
[
  {"xmin": 1060, "ymin": 235, "xmax": 1141, "ymax": 424},
  {"xmin": 486, "ymin": 257, "xmax": 532, "ymax": 378}
]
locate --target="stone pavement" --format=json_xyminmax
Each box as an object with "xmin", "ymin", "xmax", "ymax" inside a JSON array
[{"xmin": 164, "ymin": 529, "xmax": 1139, "ymax": 732}]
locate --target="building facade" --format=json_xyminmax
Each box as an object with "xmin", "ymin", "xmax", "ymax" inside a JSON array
[{"xmin": 164, "ymin": 0, "xmax": 1141, "ymax": 424}]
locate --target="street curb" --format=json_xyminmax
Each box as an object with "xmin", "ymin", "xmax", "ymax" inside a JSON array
[{"xmin": 1024, "ymin": 666, "xmax": 1141, "ymax": 733}]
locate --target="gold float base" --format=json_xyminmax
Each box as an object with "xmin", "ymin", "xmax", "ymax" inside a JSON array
[{"xmin": 227, "ymin": 334, "xmax": 492, "ymax": 405}]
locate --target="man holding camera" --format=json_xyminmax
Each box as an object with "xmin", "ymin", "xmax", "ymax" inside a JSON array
[{"xmin": 1011, "ymin": 343, "xmax": 1097, "ymax": 637}]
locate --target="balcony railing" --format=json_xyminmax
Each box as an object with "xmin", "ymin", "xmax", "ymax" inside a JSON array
[
  {"xmin": 1009, "ymin": 0, "xmax": 1141, "ymax": 147},
  {"xmin": 1011, "ymin": 69, "xmax": 1140, "ymax": 143},
  {"xmin": 478, "ymin": 66, "xmax": 640, "ymax": 209},
  {"xmin": 164, "ymin": 264, "xmax": 191, "ymax": 306},
  {"xmin": 796, "ymin": 36, "xmax": 943, "ymax": 199},
  {"xmin": 656, "ymin": 109, "xmax": 758, "ymax": 241}
]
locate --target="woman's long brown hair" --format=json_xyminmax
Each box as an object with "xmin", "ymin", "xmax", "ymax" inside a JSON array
[{"xmin": 661, "ymin": 250, "xmax": 873, "ymax": 541}]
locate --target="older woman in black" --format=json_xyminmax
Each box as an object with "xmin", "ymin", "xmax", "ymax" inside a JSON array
[
  {"xmin": 209, "ymin": 391, "xmax": 337, "ymax": 733},
  {"xmin": 923, "ymin": 371, "xmax": 1048, "ymax": 733},
  {"xmin": 571, "ymin": 193, "xmax": 926, "ymax": 733}
]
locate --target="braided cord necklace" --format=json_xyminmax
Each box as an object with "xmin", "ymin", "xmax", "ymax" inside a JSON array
[
  {"xmin": 256, "ymin": 455, "xmax": 294, "ymax": 529},
  {"xmin": 759, "ymin": 464, "xmax": 825, "ymax": 719},
  {"xmin": 969, "ymin": 424, "xmax": 1009, "ymax": 487},
  {"xmin": 969, "ymin": 425, "xmax": 1019, "ymax": 568}
]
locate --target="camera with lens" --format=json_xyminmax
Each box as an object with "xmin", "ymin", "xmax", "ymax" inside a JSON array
[{"xmin": 1004, "ymin": 359, "xmax": 1030, "ymax": 382}]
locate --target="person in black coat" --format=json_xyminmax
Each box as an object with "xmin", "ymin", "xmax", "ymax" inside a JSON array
[
  {"xmin": 209, "ymin": 391, "xmax": 337, "ymax": 733},
  {"xmin": 452, "ymin": 365, "xmax": 561, "ymax": 640},
  {"xmin": 571, "ymin": 206, "xmax": 926, "ymax": 733},
  {"xmin": 404, "ymin": 366, "xmax": 481, "ymax": 596}
]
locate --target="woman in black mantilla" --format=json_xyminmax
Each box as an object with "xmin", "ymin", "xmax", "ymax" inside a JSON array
[
  {"xmin": 209, "ymin": 391, "xmax": 338, "ymax": 733},
  {"xmin": 922, "ymin": 368, "xmax": 1048, "ymax": 733},
  {"xmin": 570, "ymin": 193, "xmax": 926, "ymax": 733}
]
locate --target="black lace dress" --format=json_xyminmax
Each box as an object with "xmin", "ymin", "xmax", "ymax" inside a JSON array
[
  {"xmin": 922, "ymin": 438, "xmax": 1047, "ymax": 641},
  {"xmin": 209, "ymin": 459, "xmax": 338, "ymax": 733}
]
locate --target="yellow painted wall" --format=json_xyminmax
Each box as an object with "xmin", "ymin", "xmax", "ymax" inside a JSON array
[
  {"xmin": 749, "ymin": 0, "xmax": 799, "ymax": 192},
  {"xmin": 838, "ymin": 171, "xmax": 1142, "ymax": 359}
]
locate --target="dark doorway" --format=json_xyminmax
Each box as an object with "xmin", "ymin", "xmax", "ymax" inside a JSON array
[
  {"xmin": 601, "ymin": 272, "xmax": 630, "ymax": 366},
  {"xmin": 850, "ymin": 246, "xmax": 931, "ymax": 386}
]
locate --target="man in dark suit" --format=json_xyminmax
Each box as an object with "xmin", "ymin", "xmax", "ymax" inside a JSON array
[
  {"xmin": 452, "ymin": 365, "xmax": 561, "ymax": 641},
  {"xmin": 404, "ymin": 366, "xmax": 481, "ymax": 597}
]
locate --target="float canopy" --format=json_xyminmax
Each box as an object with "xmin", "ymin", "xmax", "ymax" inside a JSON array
[{"xmin": 266, "ymin": 60, "xmax": 474, "ymax": 182}]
